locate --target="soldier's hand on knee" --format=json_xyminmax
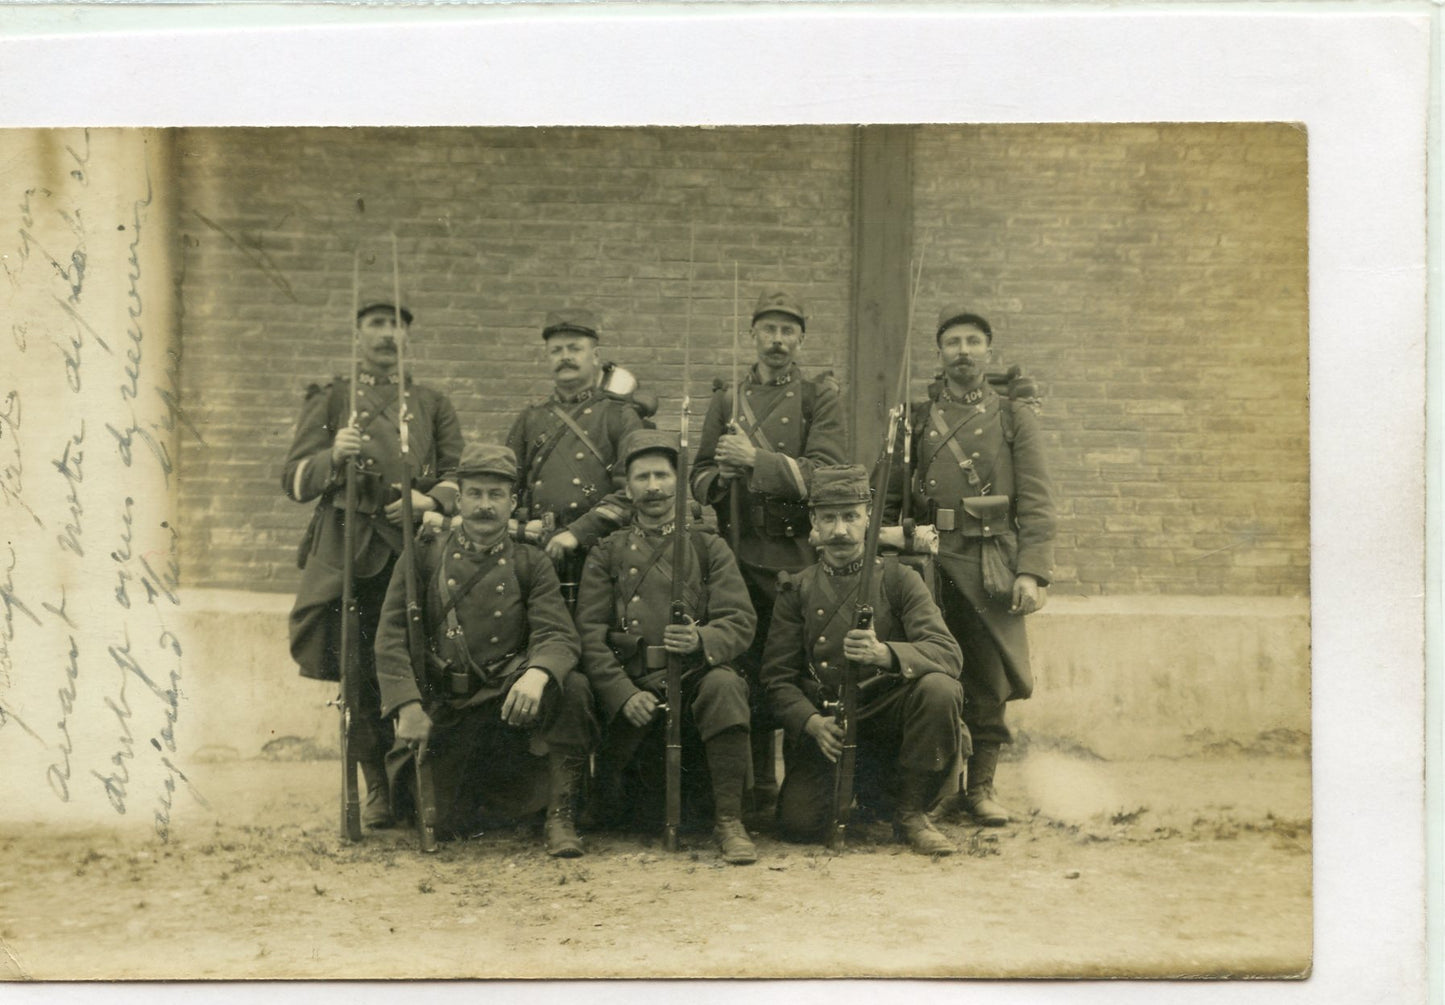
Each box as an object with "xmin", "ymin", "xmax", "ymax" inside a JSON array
[
  {"xmin": 805, "ymin": 713, "xmax": 845, "ymax": 763},
  {"xmin": 330, "ymin": 426, "xmax": 363, "ymax": 465},
  {"xmin": 396, "ymin": 702, "xmax": 433, "ymax": 751},
  {"xmin": 501, "ymin": 668, "xmax": 550, "ymax": 727},
  {"xmin": 662, "ymin": 618, "xmax": 701, "ymax": 655},
  {"xmin": 620, "ymin": 690, "xmax": 659, "ymax": 728},
  {"xmin": 1010, "ymin": 574, "xmax": 1045, "ymax": 616},
  {"xmin": 544, "ymin": 530, "xmax": 579, "ymax": 562},
  {"xmin": 843, "ymin": 628, "xmax": 891, "ymax": 669}
]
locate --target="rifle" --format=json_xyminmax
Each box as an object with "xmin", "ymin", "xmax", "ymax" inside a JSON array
[
  {"xmin": 390, "ymin": 234, "xmax": 439, "ymax": 854},
  {"xmin": 826, "ymin": 401, "xmax": 902, "ymax": 852},
  {"xmin": 661, "ymin": 226, "xmax": 696, "ymax": 853},
  {"xmin": 725, "ymin": 262, "xmax": 743, "ymax": 553},
  {"xmin": 899, "ymin": 247, "xmax": 926, "ymax": 547},
  {"xmin": 338, "ymin": 248, "xmax": 364, "ymax": 843}
]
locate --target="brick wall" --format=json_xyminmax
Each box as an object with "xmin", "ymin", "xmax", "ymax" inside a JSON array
[
  {"xmin": 175, "ymin": 126, "xmax": 855, "ymax": 591},
  {"xmin": 912, "ymin": 124, "xmax": 1308, "ymax": 596},
  {"xmin": 176, "ymin": 124, "xmax": 1307, "ymax": 598}
]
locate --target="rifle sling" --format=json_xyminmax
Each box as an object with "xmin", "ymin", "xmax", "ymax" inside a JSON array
[{"xmin": 546, "ymin": 400, "xmax": 610, "ymax": 470}]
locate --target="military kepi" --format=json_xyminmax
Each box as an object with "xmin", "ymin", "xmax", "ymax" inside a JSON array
[
  {"xmin": 810, "ymin": 464, "xmax": 872, "ymax": 507},
  {"xmin": 357, "ymin": 300, "xmax": 414, "ymax": 325},
  {"xmin": 619, "ymin": 429, "xmax": 679, "ymax": 470},
  {"xmin": 455, "ymin": 443, "xmax": 519, "ymax": 482},
  {"xmin": 542, "ymin": 307, "xmax": 600, "ymax": 341},
  {"xmin": 751, "ymin": 289, "xmax": 806, "ymax": 332},
  {"xmin": 935, "ymin": 306, "xmax": 992, "ymax": 342}
]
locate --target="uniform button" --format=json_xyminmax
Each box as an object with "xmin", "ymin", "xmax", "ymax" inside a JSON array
[
  {"xmin": 569, "ymin": 501, "xmax": 579, "ymax": 509},
  {"xmin": 974, "ymin": 428, "xmax": 983, "ymax": 436},
  {"xmin": 972, "ymin": 452, "xmax": 980, "ymax": 459},
  {"xmin": 746, "ymin": 389, "xmax": 753, "ymax": 397},
  {"xmin": 496, "ymin": 584, "xmax": 506, "ymax": 593},
  {"xmin": 818, "ymin": 636, "xmax": 827, "ymax": 644},
  {"xmin": 820, "ymin": 660, "xmax": 830, "ymax": 670},
  {"xmin": 816, "ymin": 609, "xmax": 825, "ymax": 616},
  {"xmin": 777, "ymin": 442, "xmax": 786, "ymax": 448},
  {"xmin": 983, "ymin": 525, "xmax": 991, "ymax": 532},
  {"xmin": 630, "ymin": 543, "xmax": 638, "ymax": 551},
  {"xmin": 489, "ymin": 636, "xmax": 499, "ymax": 644},
  {"xmin": 498, "ymin": 558, "xmax": 507, "ymax": 565},
  {"xmin": 447, "ymin": 578, "xmax": 457, "ymax": 587},
  {"xmin": 365, "ymin": 458, "xmax": 375, "ymax": 467},
  {"xmin": 535, "ymin": 480, "xmax": 543, "ymax": 489},
  {"xmin": 928, "ymin": 479, "xmax": 937, "ymax": 487},
  {"xmin": 928, "ymin": 430, "xmax": 938, "ymax": 438},
  {"xmin": 630, "ymin": 568, "xmax": 639, "ymax": 576},
  {"xmin": 452, "ymin": 552, "xmax": 461, "ymax": 559},
  {"xmin": 572, "ymin": 477, "xmax": 581, "ymax": 486},
  {"xmin": 575, "ymin": 452, "xmax": 585, "ymax": 460},
  {"xmin": 786, "ymin": 391, "xmax": 795, "ymax": 398},
  {"xmin": 780, "ymin": 417, "xmax": 789, "ymax": 424},
  {"xmin": 583, "ymin": 408, "xmax": 592, "ymax": 415},
  {"xmin": 631, "ymin": 618, "xmax": 640, "ymax": 627},
  {"xmin": 361, "ymin": 434, "xmax": 371, "ymax": 442},
  {"xmin": 359, "ymin": 411, "xmax": 369, "ymax": 418},
  {"xmin": 494, "ymin": 610, "xmax": 503, "ymax": 617},
  {"xmin": 632, "ymin": 595, "xmax": 641, "ymax": 603}
]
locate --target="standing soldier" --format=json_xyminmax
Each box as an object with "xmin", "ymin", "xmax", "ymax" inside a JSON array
[
  {"xmin": 374, "ymin": 443, "xmax": 598, "ymax": 856},
  {"xmin": 691, "ymin": 289, "xmax": 847, "ymax": 812},
  {"xmin": 886, "ymin": 308, "xmax": 1056, "ymax": 826},
  {"xmin": 283, "ymin": 298, "xmax": 463, "ymax": 830},
  {"xmin": 575, "ymin": 430, "xmax": 759, "ymax": 864},
  {"xmin": 506, "ymin": 308, "xmax": 645, "ymax": 607},
  {"xmin": 761, "ymin": 465, "xmax": 965, "ymax": 854}
]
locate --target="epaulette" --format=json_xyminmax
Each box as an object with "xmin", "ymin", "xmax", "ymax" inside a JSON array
[{"xmin": 811, "ymin": 369, "xmax": 841, "ymax": 395}]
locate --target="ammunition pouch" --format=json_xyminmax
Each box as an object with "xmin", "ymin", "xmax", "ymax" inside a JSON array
[
  {"xmin": 752, "ymin": 493, "xmax": 812, "ymax": 539},
  {"xmin": 429, "ymin": 646, "xmax": 528, "ymax": 699}
]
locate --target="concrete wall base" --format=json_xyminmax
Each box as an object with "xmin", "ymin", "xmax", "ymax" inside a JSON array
[{"xmin": 174, "ymin": 590, "xmax": 1309, "ymax": 763}]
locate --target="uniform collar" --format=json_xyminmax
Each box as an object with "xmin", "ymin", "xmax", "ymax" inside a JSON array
[
  {"xmin": 821, "ymin": 556, "xmax": 865, "ymax": 577},
  {"xmin": 749, "ymin": 362, "xmax": 798, "ymax": 387},
  {"xmin": 553, "ymin": 385, "xmax": 596, "ymax": 405},
  {"xmin": 633, "ymin": 519, "xmax": 676, "ymax": 540},
  {"xmin": 357, "ymin": 369, "xmax": 403, "ymax": 387},
  {"xmin": 939, "ymin": 379, "xmax": 988, "ymax": 406},
  {"xmin": 454, "ymin": 525, "xmax": 508, "ymax": 555}
]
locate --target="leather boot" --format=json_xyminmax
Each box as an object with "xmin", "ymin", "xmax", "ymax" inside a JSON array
[
  {"xmin": 707, "ymin": 729, "xmax": 757, "ymax": 864},
  {"xmin": 894, "ymin": 770, "xmax": 957, "ymax": 856},
  {"xmin": 545, "ymin": 752, "xmax": 586, "ymax": 858},
  {"xmin": 360, "ymin": 758, "xmax": 395, "ymax": 830},
  {"xmin": 963, "ymin": 742, "xmax": 1012, "ymax": 827}
]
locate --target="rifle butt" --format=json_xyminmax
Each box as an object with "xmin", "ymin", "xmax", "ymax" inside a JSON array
[
  {"xmin": 415, "ymin": 755, "xmax": 439, "ymax": 854},
  {"xmin": 664, "ymin": 658, "xmax": 683, "ymax": 852},
  {"xmin": 340, "ymin": 709, "xmax": 363, "ymax": 843}
]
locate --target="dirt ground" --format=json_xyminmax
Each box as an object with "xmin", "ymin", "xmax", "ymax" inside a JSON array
[{"xmin": 0, "ymin": 750, "xmax": 1311, "ymax": 981}]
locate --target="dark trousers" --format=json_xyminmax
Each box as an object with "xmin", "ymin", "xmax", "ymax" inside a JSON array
[
  {"xmin": 777, "ymin": 673, "xmax": 965, "ymax": 843},
  {"xmin": 387, "ymin": 670, "xmax": 597, "ymax": 838},
  {"xmin": 595, "ymin": 666, "xmax": 750, "ymax": 826},
  {"xmin": 350, "ymin": 556, "xmax": 397, "ymax": 764}
]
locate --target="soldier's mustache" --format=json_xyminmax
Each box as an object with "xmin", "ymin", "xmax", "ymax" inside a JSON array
[
  {"xmin": 467, "ymin": 508, "xmax": 500, "ymax": 520},
  {"xmin": 555, "ymin": 362, "xmax": 579, "ymax": 372},
  {"xmin": 824, "ymin": 536, "xmax": 855, "ymax": 546},
  {"xmin": 642, "ymin": 492, "xmax": 671, "ymax": 503}
]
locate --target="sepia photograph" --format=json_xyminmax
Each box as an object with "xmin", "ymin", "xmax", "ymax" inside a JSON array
[{"xmin": 0, "ymin": 4, "xmax": 1427, "ymax": 998}]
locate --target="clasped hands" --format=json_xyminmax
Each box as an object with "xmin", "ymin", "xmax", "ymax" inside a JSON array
[{"xmin": 618, "ymin": 619, "xmax": 702, "ymax": 728}]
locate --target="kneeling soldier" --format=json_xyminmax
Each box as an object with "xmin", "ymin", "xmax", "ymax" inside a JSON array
[
  {"xmin": 575, "ymin": 430, "xmax": 760, "ymax": 864},
  {"xmin": 375, "ymin": 443, "xmax": 598, "ymax": 856},
  {"xmin": 761, "ymin": 465, "xmax": 967, "ymax": 855}
]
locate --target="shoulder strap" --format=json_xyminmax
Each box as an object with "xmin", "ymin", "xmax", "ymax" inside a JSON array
[
  {"xmin": 690, "ymin": 528, "xmax": 711, "ymax": 621},
  {"xmin": 546, "ymin": 400, "xmax": 610, "ymax": 469},
  {"xmin": 1000, "ymin": 397, "xmax": 1018, "ymax": 445}
]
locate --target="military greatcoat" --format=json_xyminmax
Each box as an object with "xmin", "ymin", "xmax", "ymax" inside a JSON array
[
  {"xmin": 374, "ymin": 528, "xmax": 595, "ymax": 830},
  {"xmin": 505, "ymin": 386, "xmax": 643, "ymax": 548},
  {"xmin": 575, "ymin": 522, "xmax": 756, "ymax": 734},
  {"xmin": 761, "ymin": 556, "xmax": 966, "ymax": 838},
  {"xmin": 884, "ymin": 381, "xmax": 1056, "ymax": 743},
  {"xmin": 691, "ymin": 362, "xmax": 847, "ymax": 574},
  {"xmin": 283, "ymin": 371, "xmax": 463, "ymax": 682}
]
